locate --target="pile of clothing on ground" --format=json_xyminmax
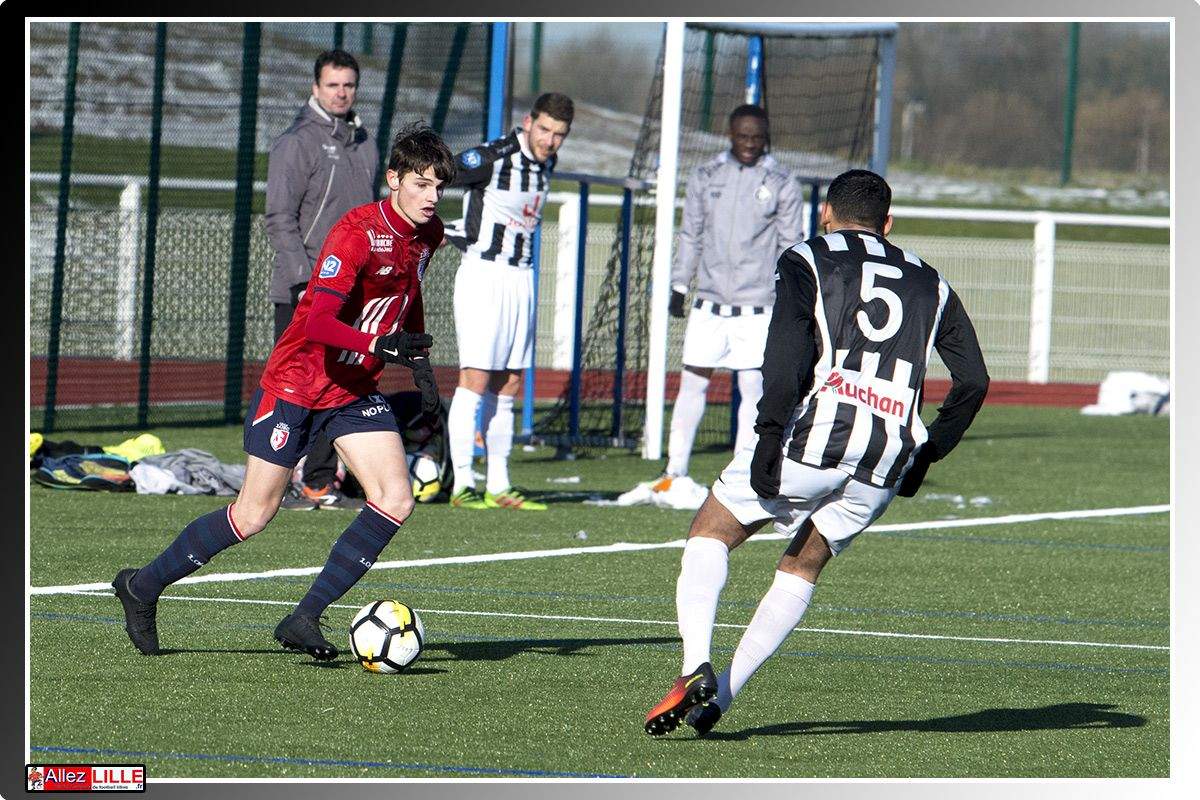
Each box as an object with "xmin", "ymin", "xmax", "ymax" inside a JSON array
[
  {"xmin": 30, "ymin": 433, "xmax": 246, "ymax": 496},
  {"xmin": 1080, "ymin": 371, "xmax": 1170, "ymax": 416}
]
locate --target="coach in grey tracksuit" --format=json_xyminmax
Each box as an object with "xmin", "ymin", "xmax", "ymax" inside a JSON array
[
  {"xmin": 265, "ymin": 69, "xmax": 378, "ymax": 328},
  {"xmin": 660, "ymin": 104, "xmax": 805, "ymax": 481},
  {"xmin": 265, "ymin": 50, "xmax": 378, "ymax": 509}
]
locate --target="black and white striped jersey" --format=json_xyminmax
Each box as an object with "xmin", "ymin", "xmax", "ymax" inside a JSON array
[
  {"xmin": 445, "ymin": 128, "xmax": 555, "ymax": 268},
  {"xmin": 755, "ymin": 229, "xmax": 990, "ymax": 489}
]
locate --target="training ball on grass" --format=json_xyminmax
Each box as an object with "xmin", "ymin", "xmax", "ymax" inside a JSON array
[
  {"xmin": 349, "ymin": 600, "xmax": 425, "ymax": 673},
  {"xmin": 407, "ymin": 451, "xmax": 441, "ymax": 503}
]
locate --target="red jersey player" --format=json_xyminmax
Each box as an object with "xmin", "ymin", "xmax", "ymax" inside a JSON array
[{"xmin": 113, "ymin": 123, "xmax": 455, "ymax": 660}]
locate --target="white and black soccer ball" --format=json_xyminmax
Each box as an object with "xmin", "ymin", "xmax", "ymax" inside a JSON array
[
  {"xmin": 348, "ymin": 600, "xmax": 425, "ymax": 673},
  {"xmin": 407, "ymin": 451, "xmax": 441, "ymax": 503}
]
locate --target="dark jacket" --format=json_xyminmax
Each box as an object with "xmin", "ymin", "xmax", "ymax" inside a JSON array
[{"xmin": 265, "ymin": 96, "xmax": 379, "ymax": 304}]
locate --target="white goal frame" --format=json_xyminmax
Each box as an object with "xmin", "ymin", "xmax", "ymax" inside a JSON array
[{"xmin": 643, "ymin": 21, "xmax": 899, "ymax": 459}]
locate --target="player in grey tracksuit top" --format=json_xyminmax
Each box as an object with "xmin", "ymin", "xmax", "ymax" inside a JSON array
[
  {"xmin": 265, "ymin": 86, "xmax": 378, "ymax": 316},
  {"xmin": 659, "ymin": 104, "xmax": 805, "ymax": 485}
]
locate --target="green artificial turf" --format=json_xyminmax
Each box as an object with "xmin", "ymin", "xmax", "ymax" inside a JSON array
[{"xmin": 28, "ymin": 406, "xmax": 1169, "ymax": 778}]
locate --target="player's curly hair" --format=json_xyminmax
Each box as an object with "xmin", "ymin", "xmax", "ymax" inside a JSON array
[{"xmin": 388, "ymin": 121, "xmax": 456, "ymax": 183}]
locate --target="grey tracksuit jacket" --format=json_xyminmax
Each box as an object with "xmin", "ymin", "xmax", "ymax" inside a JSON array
[
  {"xmin": 265, "ymin": 96, "xmax": 379, "ymax": 304},
  {"xmin": 671, "ymin": 152, "xmax": 805, "ymax": 308}
]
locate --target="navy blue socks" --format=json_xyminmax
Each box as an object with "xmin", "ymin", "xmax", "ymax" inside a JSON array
[
  {"xmin": 296, "ymin": 503, "xmax": 402, "ymax": 617},
  {"xmin": 131, "ymin": 505, "xmax": 244, "ymax": 601}
]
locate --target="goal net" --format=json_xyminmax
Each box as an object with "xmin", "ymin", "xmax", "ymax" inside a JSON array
[{"xmin": 536, "ymin": 22, "xmax": 895, "ymax": 455}]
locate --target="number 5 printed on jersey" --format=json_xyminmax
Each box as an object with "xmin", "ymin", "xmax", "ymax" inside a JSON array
[{"xmin": 857, "ymin": 262, "xmax": 905, "ymax": 342}]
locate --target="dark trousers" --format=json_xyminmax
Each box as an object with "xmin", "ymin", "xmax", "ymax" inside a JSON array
[{"xmin": 274, "ymin": 302, "xmax": 337, "ymax": 489}]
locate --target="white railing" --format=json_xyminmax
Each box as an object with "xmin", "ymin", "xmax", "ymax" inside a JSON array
[{"xmin": 31, "ymin": 172, "xmax": 1169, "ymax": 451}]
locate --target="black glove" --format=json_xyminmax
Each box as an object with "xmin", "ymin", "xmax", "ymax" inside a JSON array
[
  {"xmin": 669, "ymin": 290, "xmax": 687, "ymax": 318},
  {"xmin": 372, "ymin": 330, "xmax": 433, "ymax": 365},
  {"xmin": 408, "ymin": 357, "xmax": 442, "ymax": 417},
  {"xmin": 749, "ymin": 432, "xmax": 784, "ymax": 499},
  {"xmin": 897, "ymin": 443, "xmax": 939, "ymax": 498},
  {"xmin": 289, "ymin": 282, "xmax": 307, "ymax": 306}
]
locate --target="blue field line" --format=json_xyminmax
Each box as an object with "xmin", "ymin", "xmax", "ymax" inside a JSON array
[
  {"xmin": 304, "ymin": 577, "xmax": 1170, "ymax": 631},
  {"xmin": 767, "ymin": 646, "xmax": 1170, "ymax": 677},
  {"xmin": 31, "ymin": 611, "xmax": 279, "ymax": 632},
  {"xmin": 872, "ymin": 529, "xmax": 1167, "ymax": 553},
  {"xmin": 30, "ymin": 745, "xmax": 628, "ymax": 779},
  {"xmin": 35, "ymin": 581, "xmax": 1169, "ymax": 633},
  {"xmin": 30, "ymin": 613, "xmax": 1165, "ymax": 677},
  {"xmin": 426, "ymin": 632, "xmax": 1167, "ymax": 677}
]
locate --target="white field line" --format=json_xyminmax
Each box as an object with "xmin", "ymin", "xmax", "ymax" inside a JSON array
[
  {"xmin": 56, "ymin": 589, "xmax": 1169, "ymax": 652},
  {"xmin": 30, "ymin": 504, "xmax": 1169, "ymax": 596}
]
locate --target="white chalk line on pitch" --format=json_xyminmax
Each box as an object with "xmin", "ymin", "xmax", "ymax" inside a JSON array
[
  {"xmin": 30, "ymin": 503, "xmax": 1169, "ymax": 597},
  {"xmin": 54, "ymin": 589, "xmax": 1168, "ymax": 652},
  {"xmin": 30, "ymin": 501, "xmax": 1171, "ymax": 594}
]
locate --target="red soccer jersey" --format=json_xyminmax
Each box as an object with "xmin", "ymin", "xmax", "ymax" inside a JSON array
[{"xmin": 260, "ymin": 199, "xmax": 443, "ymax": 409}]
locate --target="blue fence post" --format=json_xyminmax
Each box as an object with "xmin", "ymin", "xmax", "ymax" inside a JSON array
[
  {"xmin": 744, "ymin": 35, "xmax": 763, "ymax": 104},
  {"xmin": 522, "ymin": 227, "xmax": 541, "ymax": 439},
  {"xmin": 568, "ymin": 182, "xmax": 590, "ymax": 442},
  {"xmin": 872, "ymin": 30, "xmax": 897, "ymax": 177},
  {"xmin": 486, "ymin": 23, "xmax": 509, "ymax": 139},
  {"xmin": 611, "ymin": 187, "xmax": 633, "ymax": 441}
]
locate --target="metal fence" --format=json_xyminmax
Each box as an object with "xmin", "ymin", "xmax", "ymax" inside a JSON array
[
  {"xmin": 30, "ymin": 20, "xmax": 493, "ymax": 431},
  {"xmin": 29, "ymin": 185, "xmax": 1168, "ymax": 433}
]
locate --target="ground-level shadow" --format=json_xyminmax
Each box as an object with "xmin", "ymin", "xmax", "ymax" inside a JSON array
[{"xmin": 696, "ymin": 703, "xmax": 1146, "ymax": 741}]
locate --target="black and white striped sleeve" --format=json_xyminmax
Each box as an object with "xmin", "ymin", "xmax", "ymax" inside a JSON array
[
  {"xmin": 754, "ymin": 249, "xmax": 818, "ymax": 439},
  {"xmin": 924, "ymin": 289, "xmax": 990, "ymax": 460}
]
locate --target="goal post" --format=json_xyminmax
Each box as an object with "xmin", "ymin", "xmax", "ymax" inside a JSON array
[
  {"xmin": 642, "ymin": 21, "xmax": 899, "ymax": 459},
  {"xmin": 643, "ymin": 21, "xmax": 687, "ymax": 461}
]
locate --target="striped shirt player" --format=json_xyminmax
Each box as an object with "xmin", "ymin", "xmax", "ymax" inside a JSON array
[
  {"xmin": 645, "ymin": 170, "xmax": 989, "ymax": 740},
  {"xmin": 713, "ymin": 226, "xmax": 990, "ymax": 551},
  {"xmin": 444, "ymin": 93, "xmax": 573, "ymax": 512},
  {"xmin": 446, "ymin": 128, "xmax": 554, "ymax": 269}
]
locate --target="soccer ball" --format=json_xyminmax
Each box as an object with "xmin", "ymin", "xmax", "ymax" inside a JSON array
[
  {"xmin": 348, "ymin": 600, "xmax": 425, "ymax": 673},
  {"xmin": 407, "ymin": 451, "xmax": 441, "ymax": 503}
]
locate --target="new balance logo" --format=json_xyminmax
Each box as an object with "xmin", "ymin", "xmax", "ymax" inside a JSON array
[{"xmin": 376, "ymin": 265, "xmax": 393, "ymax": 276}]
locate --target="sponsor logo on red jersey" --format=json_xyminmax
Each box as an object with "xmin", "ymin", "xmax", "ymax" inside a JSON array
[{"xmin": 366, "ymin": 229, "xmax": 393, "ymax": 253}]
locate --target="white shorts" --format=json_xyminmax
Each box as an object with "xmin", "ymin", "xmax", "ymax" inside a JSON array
[
  {"xmin": 453, "ymin": 256, "xmax": 535, "ymax": 371},
  {"xmin": 681, "ymin": 304, "xmax": 772, "ymax": 370},
  {"xmin": 710, "ymin": 442, "xmax": 899, "ymax": 556}
]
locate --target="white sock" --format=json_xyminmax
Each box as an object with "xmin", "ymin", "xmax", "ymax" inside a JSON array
[
  {"xmin": 675, "ymin": 536, "xmax": 729, "ymax": 675},
  {"xmin": 725, "ymin": 569, "xmax": 815, "ymax": 706},
  {"xmin": 666, "ymin": 369, "xmax": 710, "ymax": 477},
  {"xmin": 448, "ymin": 387, "xmax": 482, "ymax": 493},
  {"xmin": 483, "ymin": 393, "xmax": 514, "ymax": 495},
  {"xmin": 735, "ymin": 369, "xmax": 763, "ymax": 454}
]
